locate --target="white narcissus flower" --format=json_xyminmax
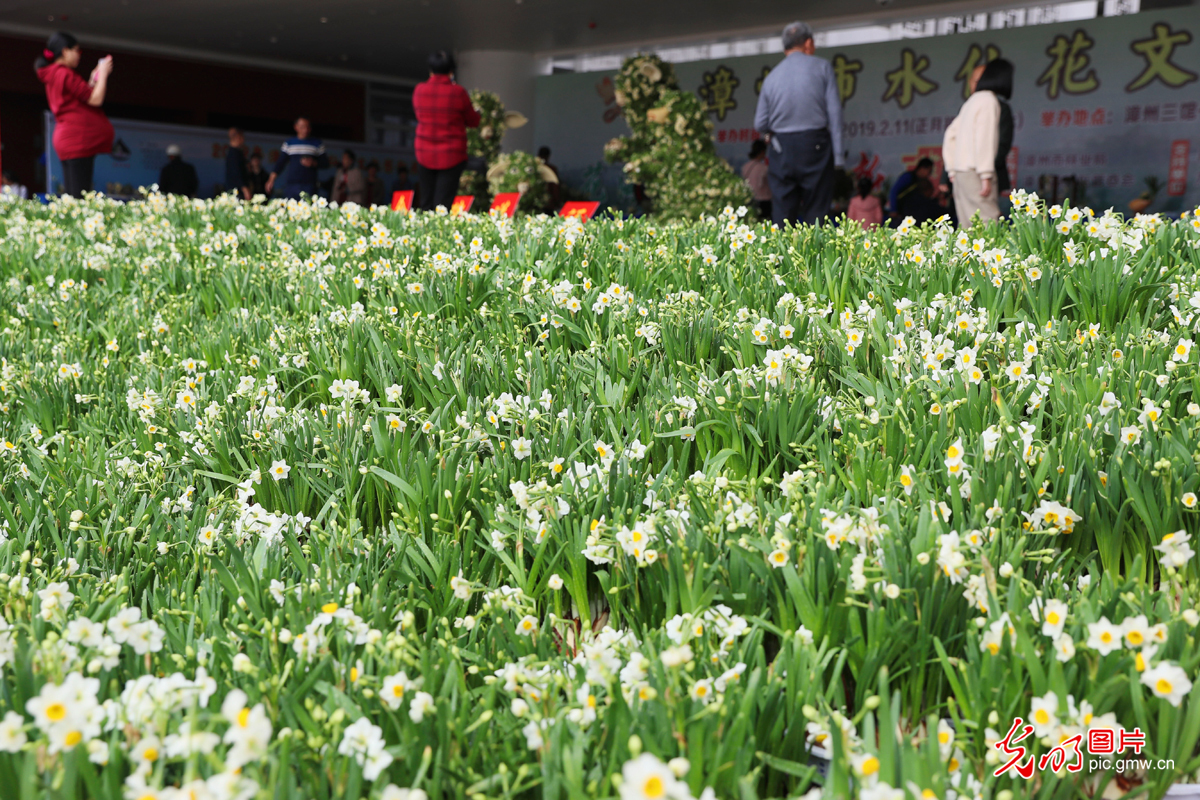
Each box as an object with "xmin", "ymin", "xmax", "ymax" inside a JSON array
[
  {"xmin": 338, "ymin": 717, "xmax": 393, "ymax": 780},
  {"xmin": 1098, "ymin": 391, "xmax": 1121, "ymax": 415},
  {"xmin": 1087, "ymin": 616, "xmax": 1122, "ymax": 655},
  {"xmin": 512, "ymin": 437, "xmax": 532, "ymax": 460},
  {"xmin": 619, "ymin": 753, "xmax": 690, "ymax": 800},
  {"xmin": 1155, "ymin": 530, "xmax": 1195, "ymax": 569},
  {"xmin": 1041, "ymin": 599, "xmax": 1068, "ymax": 639},
  {"xmin": 37, "ymin": 582, "xmax": 74, "ymax": 618},
  {"xmin": 1054, "ymin": 633, "xmax": 1076, "ymax": 662},
  {"xmin": 522, "ymin": 719, "xmax": 545, "ymax": 750},
  {"xmin": 450, "ymin": 572, "xmax": 472, "ymax": 600},
  {"xmin": 1029, "ymin": 692, "xmax": 1058, "ymax": 736},
  {"xmin": 1122, "ymin": 614, "xmax": 1150, "ymax": 648},
  {"xmin": 936, "ymin": 718, "xmax": 955, "ymax": 757},
  {"xmin": 269, "ymin": 459, "xmax": 290, "ymax": 481},
  {"xmin": 852, "ymin": 751, "xmax": 882, "ymax": 780},
  {"xmin": 408, "ymin": 691, "xmax": 435, "ymax": 723},
  {"xmin": 221, "ymin": 690, "xmax": 273, "ymax": 769},
  {"xmin": 1120, "ymin": 425, "xmax": 1142, "ymax": 446},
  {"xmin": 198, "ymin": 525, "xmax": 220, "ymax": 547},
  {"xmin": 1141, "ymin": 663, "xmax": 1192, "ymax": 707},
  {"xmin": 380, "ymin": 672, "xmax": 412, "ymax": 710},
  {"xmin": 516, "ymin": 615, "xmax": 538, "ymax": 636},
  {"xmin": 0, "ymin": 711, "xmax": 27, "ymax": 752},
  {"xmin": 860, "ymin": 784, "xmax": 905, "ymax": 800},
  {"xmin": 689, "ymin": 678, "xmax": 715, "ymax": 704},
  {"xmin": 660, "ymin": 645, "xmax": 693, "ymax": 668},
  {"xmin": 86, "ymin": 738, "xmax": 109, "ymax": 764},
  {"xmin": 381, "ymin": 787, "xmax": 428, "ymax": 800}
]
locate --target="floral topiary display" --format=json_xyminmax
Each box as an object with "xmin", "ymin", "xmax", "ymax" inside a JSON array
[
  {"xmin": 460, "ymin": 90, "xmax": 507, "ymax": 205},
  {"xmin": 610, "ymin": 55, "xmax": 679, "ymax": 146},
  {"xmin": 605, "ymin": 55, "xmax": 752, "ymax": 220},
  {"xmin": 486, "ymin": 151, "xmax": 557, "ymax": 215}
]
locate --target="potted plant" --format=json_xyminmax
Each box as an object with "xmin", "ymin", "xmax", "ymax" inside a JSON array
[{"xmin": 1128, "ymin": 175, "xmax": 1162, "ymax": 214}]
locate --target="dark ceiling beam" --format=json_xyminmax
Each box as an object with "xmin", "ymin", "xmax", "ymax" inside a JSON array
[{"xmin": 0, "ymin": 19, "xmax": 418, "ymax": 86}]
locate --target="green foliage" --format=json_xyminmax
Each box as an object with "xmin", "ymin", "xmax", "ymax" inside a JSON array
[{"xmin": 0, "ymin": 190, "xmax": 1195, "ymax": 800}]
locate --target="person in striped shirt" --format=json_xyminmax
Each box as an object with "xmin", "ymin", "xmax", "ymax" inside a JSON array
[{"xmin": 266, "ymin": 117, "xmax": 329, "ymax": 199}]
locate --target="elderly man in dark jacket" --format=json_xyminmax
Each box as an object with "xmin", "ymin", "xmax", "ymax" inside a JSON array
[{"xmin": 754, "ymin": 21, "xmax": 845, "ymax": 227}]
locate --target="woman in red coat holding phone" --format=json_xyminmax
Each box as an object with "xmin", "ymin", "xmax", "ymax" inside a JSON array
[{"xmin": 35, "ymin": 32, "xmax": 115, "ymax": 197}]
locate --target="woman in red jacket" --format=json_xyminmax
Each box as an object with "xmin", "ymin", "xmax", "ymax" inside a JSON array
[
  {"xmin": 412, "ymin": 50, "xmax": 480, "ymax": 212},
  {"xmin": 35, "ymin": 32, "xmax": 115, "ymax": 197}
]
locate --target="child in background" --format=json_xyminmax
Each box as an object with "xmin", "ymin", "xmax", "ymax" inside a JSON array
[
  {"xmin": 741, "ymin": 140, "xmax": 772, "ymax": 221},
  {"xmin": 847, "ymin": 177, "xmax": 882, "ymax": 227},
  {"xmin": 1, "ymin": 171, "xmax": 29, "ymax": 200}
]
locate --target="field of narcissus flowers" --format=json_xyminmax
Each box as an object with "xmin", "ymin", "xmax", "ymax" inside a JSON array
[{"xmin": 0, "ymin": 191, "xmax": 1199, "ymax": 800}]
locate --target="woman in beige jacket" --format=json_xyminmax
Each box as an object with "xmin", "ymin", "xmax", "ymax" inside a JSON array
[{"xmin": 942, "ymin": 66, "xmax": 1003, "ymax": 225}]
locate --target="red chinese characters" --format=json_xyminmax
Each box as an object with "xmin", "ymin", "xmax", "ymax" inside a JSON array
[
  {"xmin": 1120, "ymin": 727, "xmax": 1146, "ymax": 755},
  {"xmin": 997, "ymin": 720, "xmax": 1145, "ymax": 778},
  {"xmin": 715, "ymin": 128, "xmax": 762, "ymax": 144},
  {"xmin": 1038, "ymin": 733, "xmax": 1083, "ymax": 773},
  {"xmin": 1087, "ymin": 727, "xmax": 1116, "ymax": 755},
  {"xmin": 1168, "ymin": 140, "xmax": 1189, "ymax": 197},
  {"xmin": 1040, "ymin": 108, "xmax": 1107, "ymax": 127},
  {"xmin": 995, "ymin": 718, "xmax": 1037, "ymax": 779}
]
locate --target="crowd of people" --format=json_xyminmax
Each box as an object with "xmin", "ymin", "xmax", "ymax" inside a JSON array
[
  {"xmin": 145, "ymin": 125, "xmax": 409, "ymax": 203},
  {"xmin": 216, "ymin": 49, "xmax": 475, "ymax": 210},
  {"xmin": 32, "ymin": 32, "xmax": 463, "ymax": 209},
  {"xmin": 34, "ymin": 25, "xmax": 1016, "ymax": 227},
  {"xmin": 751, "ymin": 20, "xmax": 1015, "ymax": 229}
]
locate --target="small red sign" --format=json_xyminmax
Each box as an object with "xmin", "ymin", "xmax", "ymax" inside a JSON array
[
  {"xmin": 559, "ymin": 201, "xmax": 601, "ymax": 221},
  {"xmin": 391, "ymin": 190, "xmax": 414, "ymax": 212},
  {"xmin": 490, "ymin": 192, "xmax": 521, "ymax": 217},
  {"xmin": 450, "ymin": 195, "xmax": 475, "ymax": 215},
  {"xmin": 1168, "ymin": 140, "xmax": 1189, "ymax": 197}
]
